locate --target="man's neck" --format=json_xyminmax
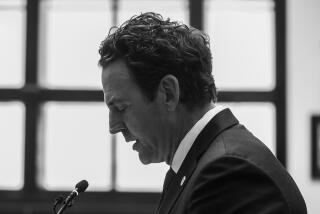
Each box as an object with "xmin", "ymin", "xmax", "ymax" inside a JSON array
[{"xmin": 165, "ymin": 102, "xmax": 215, "ymax": 165}]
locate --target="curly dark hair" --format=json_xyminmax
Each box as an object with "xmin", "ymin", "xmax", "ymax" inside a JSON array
[{"xmin": 98, "ymin": 12, "xmax": 217, "ymax": 110}]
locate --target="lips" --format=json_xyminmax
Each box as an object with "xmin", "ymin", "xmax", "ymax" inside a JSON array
[
  {"xmin": 132, "ymin": 140, "xmax": 140, "ymax": 151},
  {"xmin": 120, "ymin": 129, "xmax": 141, "ymax": 150}
]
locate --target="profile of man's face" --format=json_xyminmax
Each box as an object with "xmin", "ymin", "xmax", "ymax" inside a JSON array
[{"xmin": 101, "ymin": 59, "xmax": 169, "ymax": 164}]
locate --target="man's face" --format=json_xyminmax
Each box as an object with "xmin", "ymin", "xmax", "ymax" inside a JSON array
[{"xmin": 101, "ymin": 59, "xmax": 168, "ymax": 164}]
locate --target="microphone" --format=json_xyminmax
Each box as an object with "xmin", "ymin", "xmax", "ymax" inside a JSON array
[
  {"xmin": 64, "ymin": 180, "xmax": 89, "ymax": 205},
  {"xmin": 55, "ymin": 180, "xmax": 89, "ymax": 214}
]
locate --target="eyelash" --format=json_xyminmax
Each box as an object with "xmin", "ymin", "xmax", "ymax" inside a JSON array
[{"xmin": 117, "ymin": 106, "xmax": 125, "ymax": 112}]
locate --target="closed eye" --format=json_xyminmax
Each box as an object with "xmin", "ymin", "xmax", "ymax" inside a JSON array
[
  {"xmin": 117, "ymin": 106, "xmax": 126, "ymax": 112},
  {"xmin": 109, "ymin": 105, "xmax": 125, "ymax": 113}
]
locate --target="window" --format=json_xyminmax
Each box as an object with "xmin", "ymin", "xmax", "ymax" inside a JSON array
[
  {"xmin": 118, "ymin": 0, "xmax": 189, "ymax": 25},
  {"xmin": 204, "ymin": 0, "xmax": 275, "ymax": 91},
  {"xmin": 0, "ymin": 102, "xmax": 24, "ymax": 190},
  {"xmin": 38, "ymin": 0, "xmax": 112, "ymax": 89},
  {"xmin": 0, "ymin": 0, "xmax": 286, "ymax": 213},
  {"xmin": 39, "ymin": 102, "xmax": 111, "ymax": 191},
  {"xmin": 222, "ymin": 102, "xmax": 276, "ymax": 153},
  {"xmin": 0, "ymin": 0, "xmax": 25, "ymax": 87}
]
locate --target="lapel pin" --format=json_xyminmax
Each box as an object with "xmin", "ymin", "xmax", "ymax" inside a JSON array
[{"xmin": 180, "ymin": 176, "xmax": 186, "ymax": 186}]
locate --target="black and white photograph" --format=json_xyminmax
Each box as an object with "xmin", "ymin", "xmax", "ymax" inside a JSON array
[{"xmin": 0, "ymin": 0, "xmax": 319, "ymax": 213}]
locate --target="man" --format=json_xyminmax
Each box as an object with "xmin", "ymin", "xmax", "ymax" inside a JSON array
[{"xmin": 99, "ymin": 12, "xmax": 307, "ymax": 214}]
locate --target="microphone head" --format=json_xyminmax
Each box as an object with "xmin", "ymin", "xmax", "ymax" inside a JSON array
[{"xmin": 75, "ymin": 180, "xmax": 89, "ymax": 193}]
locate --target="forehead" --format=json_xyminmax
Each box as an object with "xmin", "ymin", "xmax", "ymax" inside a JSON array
[{"xmin": 101, "ymin": 59, "xmax": 139, "ymax": 102}]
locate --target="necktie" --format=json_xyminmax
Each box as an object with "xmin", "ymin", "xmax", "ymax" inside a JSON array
[{"xmin": 158, "ymin": 168, "xmax": 176, "ymax": 208}]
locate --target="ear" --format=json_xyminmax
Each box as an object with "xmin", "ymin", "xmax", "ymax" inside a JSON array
[{"xmin": 157, "ymin": 75, "xmax": 180, "ymax": 111}]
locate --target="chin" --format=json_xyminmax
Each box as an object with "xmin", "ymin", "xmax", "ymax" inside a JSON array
[
  {"xmin": 138, "ymin": 155, "xmax": 163, "ymax": 165},
  {"xmin": 136, "ymin": 147, "xmax": 162, "ymax": 164},
  {"xmin": 139, "ymin": 157, "xmax": 152, "ymax": 165},
  {"xmin": 137, "ymin": 153, "xmax": 157, "ymax": 165}
]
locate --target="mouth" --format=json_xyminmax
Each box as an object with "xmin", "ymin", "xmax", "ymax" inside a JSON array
[
  {"xmin": 119, "ymin": 129, "xmax": 141, "ymax": 150},
  {"xmin": 132, "ymin": 139, "xmax": 141, "ymax": 151}
]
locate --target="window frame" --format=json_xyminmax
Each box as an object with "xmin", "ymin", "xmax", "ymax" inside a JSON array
[{"xmin": 0, "ymin": 0, "xmax": 286, "ymax": 213}]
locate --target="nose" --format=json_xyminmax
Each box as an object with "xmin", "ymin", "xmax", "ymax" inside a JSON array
[{"xmin": 109, "ymin": 110, "xmax": 125, "ymax": 134}]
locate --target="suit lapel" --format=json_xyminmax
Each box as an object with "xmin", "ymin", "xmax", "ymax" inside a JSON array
[{"xmin": 158, "ymin": 108, "xmax": 239, "ymax": 214}]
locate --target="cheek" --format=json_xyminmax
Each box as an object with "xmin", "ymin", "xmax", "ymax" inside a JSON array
[
  {"xmin": 125, "ymin": 106, "xmax": 162, "ymax": 143},
  {"xmin": 125, "ymin": 112, "xmax": 151, "ymax": 132}
]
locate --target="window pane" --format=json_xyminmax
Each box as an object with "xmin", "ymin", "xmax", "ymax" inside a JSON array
[
  {"xmin": 39, "ymin": 102, "xmax": 111, "ymax": 191},
  {"xmin": 39, "ymin": 0, "xmax": 112, "ymax": 89},
  {"xmin": 0, "ymin": 0, "xmax": 25, "ymax": 87},
  {"xmin": 116, "ymin": 134, "xmax": 168, "ymax": 192},
  {"xmin": 221, "ymin": 102, "xmax": 276, "ymax": 154},
  {"xmin": 118, "ymin": 0, "xmax": 189, "ymax": 25},
  {"xmin": 0, "ymin": 102, "xmax": 24, "ymax": 190},
  {"xmin": 204, "ymin": 0, "xmax": 275, "ymax": 91}
]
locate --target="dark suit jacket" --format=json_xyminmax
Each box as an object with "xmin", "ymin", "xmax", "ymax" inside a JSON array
[{"xmin": 157, "ymin": 108, "xmax": 307, "ymax": 214}]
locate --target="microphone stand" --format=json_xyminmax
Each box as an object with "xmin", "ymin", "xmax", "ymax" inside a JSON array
[
  {"xmin": 53, "ymin": 195, "xmax": 64, "ymax": 214},
  {"xmin": 53, "ymin": 191, "xmax": 77, "ymax": 214},
  {"xmin": 52, "ymin": 180, "xmax": 88, "ymax": 214}
]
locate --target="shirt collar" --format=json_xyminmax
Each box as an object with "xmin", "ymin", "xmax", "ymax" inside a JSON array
[{"xmin": 171, "ymin": 105, "xmax": 225, "ymax": 173}]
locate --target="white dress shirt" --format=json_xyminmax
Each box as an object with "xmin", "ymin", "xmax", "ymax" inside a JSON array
[{"xmin": 171, "ymin": 105, "xmax": 225, "ymax": 173}]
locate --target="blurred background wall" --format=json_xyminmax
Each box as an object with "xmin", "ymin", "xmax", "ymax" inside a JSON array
[{"xmin": 287, "ymin": 0, "xmax": 320, "ymax": 213}]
